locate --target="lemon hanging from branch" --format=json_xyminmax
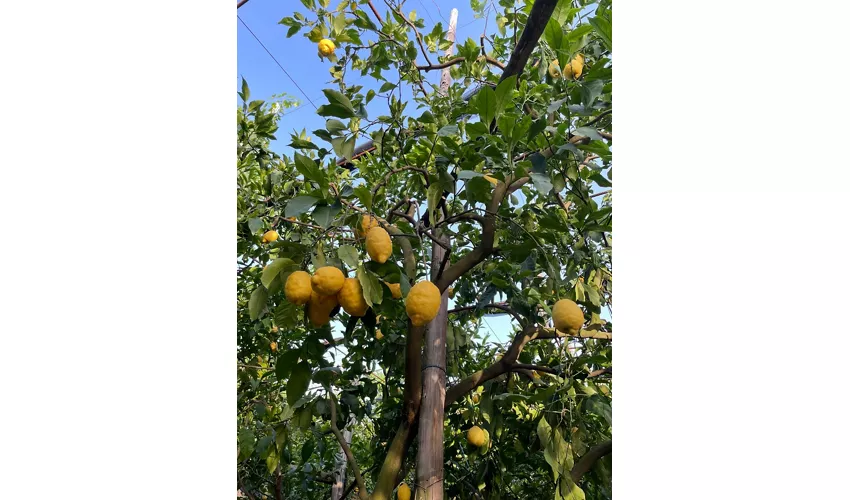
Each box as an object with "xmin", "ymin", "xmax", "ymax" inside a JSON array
[
  {"xmin": 552, "ymin": 298, "xmax": 585, "ymax": 334},
  {"xmin": 311, "ymin": 266, "xmax": 344, "ymax": 295},
  {"xmin": 405, "ymin": 281, "xmax": 441, "ymax": 326},
  {"xmin": 261, "ymin": 230, "xmax": 279, "ymax": 243},
  {"xmin": 284, "ymin": 270, "xmax": 312, "ymax": 305},
  {"xmin": 365, "ymin": 226, "xmax": 392, "ymax": 264},
  {"xmin": 338, "ymin": 277, "xmax": 369, "ymax": 317},
  {"xmin": 317, "ymin": 38, "xmax": 335, "ymax": 57}
]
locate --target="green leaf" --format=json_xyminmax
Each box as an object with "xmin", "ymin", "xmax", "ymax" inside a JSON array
[
  {"xmin": 528, "ymin": 117, "xmax": 547, "ymax": 141},
  {"xmin": 573, "ymin": 127, "xmax": 604, "ymax": 141},
  {"xmin": 322, "ymin": 89, "xmax": 356, "ymax": 113},
  {"xmin": 326, "ymin": 119, "xmax": 347, "ymax": 134},
  {"xmin": 249, "ymin": 286, "xmax": 268, "ymax": 321},
  {"xmin": 240, "ymin": 77, "xmax": 250, "ymax": 103},
  {"xmin": 581, "ymin": 80, "xmax": 605, "ymax": 110},
  {"xmin": 276, "ymin": 349, "xmax": 301, "ymax": 381},
  {"xmin": 287, "ymin": 361, "xmax": 312, "ymax": 406},
  {"xmin": 312, "ymin": 202, "xmax": 342, "ymax": 228},
  {"xmin": 331, "ymin": 135, "xmax": 356, "ymax": 161},
  {"xmin": 285, "ymin": 195, "xmax": 319, "ymax": 217},
  {"xmin": 262, "ymin": 258, "xmax": 296, "ymax": 288},
  {"xmin": 337, "ymin": 245, "xmax": 359, "ymax": 268},
  {"xmin": 379, "ymin": 82, "xmax": 396, "ymax": 93},
  {"xmin": 477, "ymin": 86, "xmax": 497, "ymax": 126},
  {"xmin": 457, "ymin": 170, "xmax": 485, "ymax": 181},
  {"xmin": 316, "ymin": 103, "xmax": 357, "ymax": 118},
  {"xmin": 238, "ymin": 429, "xmax": 256, "ymax": 460},
  {"xmin": 294, "ymin": 152, "xmax": 321, "ymax": 182},
  {"xmin": 565, "ymin": 24, "xmax": 594, "ymax": 42},
  {"xmin": 289, "ymin": 138, "xmax": 319, "ymax": 150},
  {"xmin": 437, "ymin": 125, "xmax": 459, "ymax": 137},
  {"xmin": 494, "ymin": 76, "xmax": 517, "ymax": 116},
  {"xmin": 265, "ymin": 446, "xmax": 279, "ymax": 474},
  {"xmin": 274, "ymin": 301, "xmax": 300, "ymax": 329},
  {"xmin": 588, "ymin": 15, "xmax": 612, "ymax": 51},
  {"xmin": 248, "ymin": 217, "xmax": 264, "ymax": 234},
  {"xmin": 352, "ymin": 185, "xmax": 372, "ymax": 209},
  {"xmin": 577, "ymin": 140, "xmax": 611, "ymax": 161},
  {"xmin": 544, "ymin": 17, "xmax": 564, "ymax": 56},
  {"xmin": 356, "ymin": 265, "xmax": 383, "ymax": 307}
]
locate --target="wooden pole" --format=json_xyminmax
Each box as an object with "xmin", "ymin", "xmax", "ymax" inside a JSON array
[{"xmin": 416, "ymin": 10, "xmax": 457, "ymax": 498}]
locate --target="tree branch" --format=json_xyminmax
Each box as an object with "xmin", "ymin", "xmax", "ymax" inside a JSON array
[
  {"xmin": 435, "ymin": 175, "xmax": 528, "ymax": 293},
  {"xmin": 570, "ymin": 440, "xmax": 612, "ymax": 483},
  {"xmin": 499, "ymin": 0, "xmax": 560, "ymax": 84},
  {"xmin": 416, "ymin": 55, "xmax": 505, "ymax": 71},
  {"xmin": 367, "ymin": 0, "xmax": 384, "ymax": 24},
  {"xmin": 447, "ymin": 302, "xmax": 524, "ymax": 325},
  {"xmin": 390, "ymin": 2, "xmax": 433, "ymax": 67},
  {"xmin": 237, "ymin": 0, "xmax": 250, "ymax": 8},
  {"xmin": 328, "ymin": 392, "xmax": 368, "ymax": 500}
]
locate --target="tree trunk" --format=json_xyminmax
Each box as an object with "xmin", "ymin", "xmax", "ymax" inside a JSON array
[
  {"xmin": 416, "ymin": 226, "xmax": 451, "ymax": 499},
  {"xmin": 331, "ymin": 417, "xmax": 354, "ymax": 500}
]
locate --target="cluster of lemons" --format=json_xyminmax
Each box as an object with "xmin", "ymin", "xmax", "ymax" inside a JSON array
[
  {"xmin": 277, "ymin": 215, "xmax": 442, "ymax": 329},
  {"xmin": 548, "ymin": 53, "xmax": 585, "ymax": 80}
]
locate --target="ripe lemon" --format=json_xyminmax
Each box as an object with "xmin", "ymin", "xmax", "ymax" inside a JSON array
[
  {"xmin": 565, "ymin": 54, "xmax": 585, "ymax": 80},
  {"xmin": 365, "ymin": 226, "xmax": 393, "ymax": 263},
  {"xmin": 312, "ymin": 266, "xmax": 345, "ymax": 295},
  {"xmin": 397, "ymin": 483, "xmax": 411, "ymax": 500},
  {"xmin": 385, "ymin": 282, "xmax": 402, "ymax": 299},
  {"xmin": 270, "ymin": 341, "xmax": 278, "ymax": 352},
  {"xmin": 284, "ymin": 271, "xmax": 313, "ymax": 305},
  {"xmin": 548, "ymin": 59, "xmax": 562, "ymax": 79},
  {"xmin": 338, "ymin": 277, "xmax": 369, "ymax": 317},
  {"xmin": 262, "ymin": 230, "xmax": 279, "ymax": 243},
  {"xmin": 467, "ymin": 425, "xmax": 488, "ymax": 447},
  {"xmin": 375, "ymin": 329, "xmax": 384, "ymax": 340},
  {"xmin": 307, "ymin": 291, "xmax": 338, "ymax": 327},
  {"xmin": 405, "ymin": 281, "xmax": 441, "ymax": 326},
  {"xmin": 356, "ymin": 214, "xmax": 380, "ymax": 238},
  {"xmin": 552, "ymin": 299, "xmax": 584, "ymax": 334},
  {"xmin": 318, "ymin": 38, "xmax": 336, "ymax": 56}
]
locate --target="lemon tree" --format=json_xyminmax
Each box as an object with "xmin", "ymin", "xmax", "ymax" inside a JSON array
[{"xmin": 238, "ymin": 1, "xmax": 612, "ymax": 499}]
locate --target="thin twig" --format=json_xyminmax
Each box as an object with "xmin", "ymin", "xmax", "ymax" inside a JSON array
[{"xmin": 328, "ymin": 391, "xmax": 368, "ymax": 499}]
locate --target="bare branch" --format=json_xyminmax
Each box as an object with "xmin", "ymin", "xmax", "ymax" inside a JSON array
[
  {"xmin": 416, "ymin": 55, "xmax": 505, "ymax": 71},
  {"xmin": 237, "ymin": 0, "xmax": 250, "ymax": 8},
  {"xmin": 390, "ymin": 1, "xmax": 433, "ymax": 66},
  {"xmin": 499, "ymin": 0, "xmax": 560, "ymax": 84},
  {"xmin": 582, "ymin": 109, "xmax": 612, "ymax": 127},
  {"xmin": 366, "ymin": 0, "xmax": 384, "ymax": 24},
  {"xmin": 328, "ymin": 392, "xmax": 368, "ymax": 500},
  {"xmin": 570, "ymin": 440, "xmax": 612, "ymax": 483},
  {"xmin": 448, "ymin": 302, "xmax": 524, "ymax": 325}
]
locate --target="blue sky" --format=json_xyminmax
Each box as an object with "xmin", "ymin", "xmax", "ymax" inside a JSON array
[{"xmin": 237, "ymin": 1, "xmax": 609, "ymax": 345}]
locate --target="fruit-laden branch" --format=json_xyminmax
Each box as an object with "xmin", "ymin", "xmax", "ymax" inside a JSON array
[
  {"xmin": 570, "ymin": 440, "xmax": 612, "ymax": 483},
  {"xmin": 444, "ymin": 325, "xmax": 612, "ymax": 407},
  {"xmin": 435, "ymin": 175, "xmax": 529, "ymax": 292},
  {"xmin": 416, "ymin": 55, "xmax": 506, "ymax": 71},
  {"xmin": 328, "ymin": 392, "xmax": 368, "ymax": 500}
]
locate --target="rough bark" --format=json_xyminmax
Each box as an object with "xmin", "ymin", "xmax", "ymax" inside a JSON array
[{"xmin": 570, "ymin": 440, "xmax": 612, "ymax": 483}]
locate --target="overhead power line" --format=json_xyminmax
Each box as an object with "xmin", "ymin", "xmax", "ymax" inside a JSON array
[{"xmin": 237, "ymin": 15, "xmax": 318, "ymax": 110}]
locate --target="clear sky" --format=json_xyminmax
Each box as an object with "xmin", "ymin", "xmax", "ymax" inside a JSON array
[{"xmin": 237, "ymin": 1, "xmax": 609, "ymax": 346}]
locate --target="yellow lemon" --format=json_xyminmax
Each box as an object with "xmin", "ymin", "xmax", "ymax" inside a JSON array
[
  {"xmin": 270, "ymin": 341, "xmax": 278, "ymax": 352},
  {"xmin": 385, "ymin": 282, "xmax": 402, "ymax": 299},
  {"xmin": 375, "ymin": 329, "xmax": 384, "ymax": 340},
  {"xmin": 365, "ymin": 226, "xmax": 393, "ymax": 264},
  {"xmin": 471, "ymin": 392, "xmax": 480, "ymax": 404},
  {"xmin": 483, "ymin": 174, "xmax": 499, "ymax": 185},
  {"xmin": 307, "ymin": 291, "xmax": 338, "ymax": 327},
  {"xmin": 548, "ymin": 59, "xmax": 562, "ymax": 79},
  {"xmin": 397, "ymin": 483, "xmax": 411, "ymax": 500},
  {"xmin": 338, "ymin": 277, "xmax": 369, "ymax": 317},
  {"xmin": 467, "ymin": 425, "xmax": 488, "ymax": 447},
  {"xmin": 552, "ymin": 299, "xmax": 584, "ymax": 334},
  {"xmin": 405, "ymin": 281, "xmax": 441, "ymax": 326},
  {"xmin": 355, "ymin": 214, "xmax": 380, "ymax": 238},
  {"xmin": 262, "ymin": 230, "xmax": 279, "ymax": 243},
  {"xmin": 284, "ymin": 271, "xmax": 312, "ymax": 305},
  {"xmin": 318, "ymin": 38, "xmax": 336, "ymax": 56},
  {"xmin": 565, "ymin": 54, "xmax": 585, "ymax": 80},
  {"xmin": 311, "ymin": 266, "xmax": 345, "ymax": 295}
]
